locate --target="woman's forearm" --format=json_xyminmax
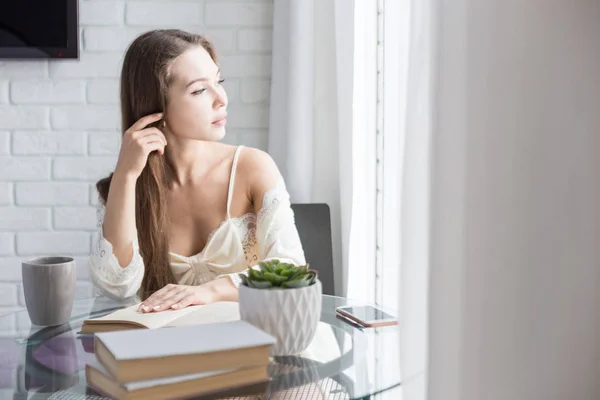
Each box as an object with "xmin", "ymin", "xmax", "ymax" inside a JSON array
[
  {"xmin": 102, "ymin": 172, "xmax": 139, "ymax": 268},
  {"xmin": 208, "ymin": 277, "xmax": 239, "ymax": 302}
]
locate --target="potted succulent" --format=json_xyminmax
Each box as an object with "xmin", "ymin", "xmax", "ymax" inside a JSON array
[{"xmin": 238, "ymin": 260, "xmax": 322, "ymax": 356}]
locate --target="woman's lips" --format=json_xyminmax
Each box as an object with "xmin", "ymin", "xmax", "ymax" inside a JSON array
[{"xmin": 212, "ymin": 115, "xmax": 227, "ymax": 126}]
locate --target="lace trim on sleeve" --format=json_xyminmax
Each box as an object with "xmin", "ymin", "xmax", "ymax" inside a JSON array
[
  {"xmin": 255, "ymin": 178, "xmax": 306, "ymax": 266},
  {"xmin": 257, "ymin": 177, "xmax": 288, "ymax": 223},
  {"xmin": 90, "ymin": 205, "xmax": 143, "ymax": 285},
  {"xmin": 216, "ymin": 179, "xmax": 303, "ymax": 287}
]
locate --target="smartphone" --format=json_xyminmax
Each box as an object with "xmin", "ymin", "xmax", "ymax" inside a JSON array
[
  {"xmin": 335, "ymin": 312, "xmax": 366, "ymax": 329},
  {"xmin": 335, "ymin": 305, "xmax": 398, "ymax": 328}
]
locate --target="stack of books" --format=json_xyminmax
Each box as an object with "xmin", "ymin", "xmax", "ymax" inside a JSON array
[{"xmin": 85, "ymin": 320, "xmax": 276, "ymax": 399}]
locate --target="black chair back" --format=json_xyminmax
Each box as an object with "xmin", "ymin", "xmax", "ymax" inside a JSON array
[{"xmin": 290, "ymin": 203, "xmax": 335, "ymax": 295}]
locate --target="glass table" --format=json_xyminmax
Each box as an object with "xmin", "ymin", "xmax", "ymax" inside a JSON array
[{"xmin": 0, "ymin": 295, "xmax": 401, "ymax": 399}]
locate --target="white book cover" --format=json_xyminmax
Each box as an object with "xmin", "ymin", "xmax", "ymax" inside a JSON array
[{"xmin": 95, "ymin": 320, "xmax": 276, "ymax": 360}]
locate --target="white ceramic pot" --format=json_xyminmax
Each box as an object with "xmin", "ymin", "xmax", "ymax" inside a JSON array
[{"xmin": 238, "ymin": 280, "xmax": 322, "ymax": 356}]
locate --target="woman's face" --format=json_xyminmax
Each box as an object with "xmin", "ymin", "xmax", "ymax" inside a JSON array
[{"xmin": 164, "ymin": 46, "xmax": 228, "ymax": 142}]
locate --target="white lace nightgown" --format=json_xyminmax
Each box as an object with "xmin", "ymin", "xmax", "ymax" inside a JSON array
[{"xmin": 87, "ymin": 145, "xmax": 306, "ymax": 300}]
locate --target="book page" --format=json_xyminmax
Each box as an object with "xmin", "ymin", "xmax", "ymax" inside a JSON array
[
  {"xmin": 89, "ymin": 360, "xmax": 236, "ymax": 390},
  {"xmin": 85, "ymin": 303, "xmax": 204, "ymax": 329},
  {"xmin": 165, "ymin": 302, "xmax": 240, "ymax": 327}
]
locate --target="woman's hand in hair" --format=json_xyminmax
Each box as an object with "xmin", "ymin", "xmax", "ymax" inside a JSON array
[
  {"xmin": 115, "ymin": 112, "xmax": 168, "ymax": 180},
  {"xmin": 137, "ymin": 283, "xmax": 218, "ymax": 313}
]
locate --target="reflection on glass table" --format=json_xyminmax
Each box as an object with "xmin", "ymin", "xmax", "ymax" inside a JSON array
[{"xmin": 0, "ymin": 295, "xmax": 401, "ymax": 399}]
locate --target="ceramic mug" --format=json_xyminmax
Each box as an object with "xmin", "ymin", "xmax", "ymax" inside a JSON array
[{"xmin": 22, "ymin": 256, "xmax": 76, "ymax": 326}]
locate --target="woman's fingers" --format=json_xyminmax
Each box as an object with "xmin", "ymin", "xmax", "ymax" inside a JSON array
[
  {"xmin": 126, "ymin": 113, "xmax": 163, "ymax": 134},
  {"xmin": 159, "ymin": 287, "xmax": 187, "ymax": 303},
  {"xmin": 144, "ymin": 141, "xmax": 165, "ymax": 156},
  {"xmin": 136, "ymin": 127, "xmax": 167, "ymax": 145},
  {"xmin": 157, "ymin": 287, "xmax": 197, "ymax": 310},
  {"xmin": 169, "ymin": 291, "xmax": 192, "ymax": 309},
  {"xmin": 137, "ymin": 285, "xmax": 212, "ymax": 313},
  {"xmin": 139, "ymin": 285, "xmax": 177, "ymax": 312},
  {"xmin": 171, "ymin": 295, "xmax": 195, "ymax": 310}
]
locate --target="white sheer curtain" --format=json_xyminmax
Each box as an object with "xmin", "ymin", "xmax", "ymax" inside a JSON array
[
  {"xmin": 268, "ymin": 0, "xmax": 376, "ymax": 302},
  {"xmin": 396, "ymin": 0, "xmax": 600, "ymax": 399},
  {"xmin": 389, "ymin": 0, "xmax": 432, "ymax": 398}
]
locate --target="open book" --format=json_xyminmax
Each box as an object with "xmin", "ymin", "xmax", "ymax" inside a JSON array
[{"xmin": 80, "ymin": 301, "xmax": 240, "ymax": 334}]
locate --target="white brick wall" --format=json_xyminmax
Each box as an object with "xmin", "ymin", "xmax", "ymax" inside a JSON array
[
  {"xmin": 0, "ymin": 183, "xmax": 11, "ymax": 205},
  {"xmin": 0, "ymin": 234, "xmax": 14, "ymax": 256},
  {"xmin": 0, "ymin": 0, "xmax": 273, "ymax": 313},
  {"xmin": 88, "ymin": 132, "xmax": 121, "ymax": 155},
  {"xmin": 238, "ymin": 29, "xmax": 272, "ymax": 52},
  {"xmin": 12, "ymin": 131, "xmax": 86, "ymax": 155},
  {"xmin": 0, "ymin": 81, "xmax": 8, "ymax": 104},
  {"xmin": 11, "ymin": 81, "xmax": 87, "ymax": 104},
  {"xmin": 0, "ymin": 132, "xmax": 9, "ymax": 154},
  {"xmin": 87, "ymin": 80, "xmax": 120, "ymax": 104},
  {"xmin": 15, "ymin": 182, "xmax": 89, "ymax": 205}
]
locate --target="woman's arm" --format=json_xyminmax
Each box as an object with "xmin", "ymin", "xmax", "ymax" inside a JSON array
[
  {"xmin": 102, "ymin": 172, "xmax": 139, "ymax": 268},
  {"xmin": 202, "ymin": 149, "xmax": 291, "ymax": 301},
  {"xmin": 88, "ymin": 198, "xmax": 145, "ymax": 300},
  {"xmin": 216, "ymin": 148, "xmax": 306, "ymax": 289},
  {"xmin": 88, "ymin": 113, "xmax": 167, "ymax": 300},
  {"xmin": 88, "ymin": 171, "xmax": 145, "ymax": 300},
  {"xmin": 87, "ymin": 172, "xmax": 145, "ymax": 300},
  {"xmin": 245, "ymin": 149, "xmax": 306, "ymax": 263}
]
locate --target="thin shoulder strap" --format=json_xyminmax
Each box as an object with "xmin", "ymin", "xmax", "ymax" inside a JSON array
[{"xmin": 226, "ymin": 145, "xmax": 244, "ymax": 219}]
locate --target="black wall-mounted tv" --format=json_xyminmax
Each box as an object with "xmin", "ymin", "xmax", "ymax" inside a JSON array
[{"xmin": 0, "ymin": 0, "xmax": 78, "ymax": 59}]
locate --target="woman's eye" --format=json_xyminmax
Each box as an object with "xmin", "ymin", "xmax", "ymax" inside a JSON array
[
  {"xmin": 217, "ymin": 79, "xmax": 225, "ymax": 85},
  {"xmin": 191, "ymin": 88, "xmax": 206, "ymax": 95}
]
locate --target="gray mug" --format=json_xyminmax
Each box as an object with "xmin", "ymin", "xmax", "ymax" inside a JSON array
[{"xmin": 22, "ymin": 256, "xmax": 76, "ymax": 326}]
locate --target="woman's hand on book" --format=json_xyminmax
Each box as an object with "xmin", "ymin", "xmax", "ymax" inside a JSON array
[{"xmin": 138, "ymin": 283, "xmax": 217, "ymax": 313}]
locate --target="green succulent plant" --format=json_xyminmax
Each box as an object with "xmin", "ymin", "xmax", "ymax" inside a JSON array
[{"xmin": 239, "ymin": 259, "xmax": 318, "ymax": 289}]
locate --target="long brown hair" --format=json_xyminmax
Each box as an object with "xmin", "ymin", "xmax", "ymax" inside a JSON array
[{"xmin": 96, "ymin": 30, "xmax": 217, "ymax": 297}]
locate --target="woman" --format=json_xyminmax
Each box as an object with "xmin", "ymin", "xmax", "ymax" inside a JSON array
[{"xmin": 88, "ymin": 29, "xmax": 306, "ymax": 313}]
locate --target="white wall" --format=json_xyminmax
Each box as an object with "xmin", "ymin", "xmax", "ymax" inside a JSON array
[
  {"xmin": 0, "ymin": 0, "xmax": 273, "ymax": 319},
  {"xmin": 429, "ymin": 1, "xmax": 600, "ymax": 399}
]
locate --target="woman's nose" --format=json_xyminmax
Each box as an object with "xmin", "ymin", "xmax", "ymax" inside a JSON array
[{"xmin": 214, "ymin": 88, "xmax": 227, "ymax": 109}]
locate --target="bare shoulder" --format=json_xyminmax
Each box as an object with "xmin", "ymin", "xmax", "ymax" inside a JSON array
[
  {"xmin": 237, "ymin": 147, "xmax": 282, "ymax": 210},
  {"xmin": 240, "ymin": 147, "xmax": 279, "ymax": 174}
]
